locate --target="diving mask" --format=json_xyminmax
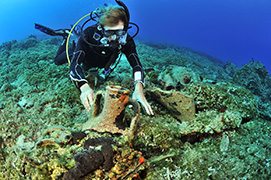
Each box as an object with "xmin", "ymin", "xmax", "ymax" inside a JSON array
[
  {"xmin": 103, "ymin": 29, "xmax": 127, "ymax": 37},
  {"xmin": 100, "ymin": 33, "xmax": 127, "ymax": 47},
  {"xmin": 102, "ymin": 23, "xmax": 126, "ymax": 37},
  {"xmin": 100, "ymin": 25, "xmax": 128, "ymax": 46}
]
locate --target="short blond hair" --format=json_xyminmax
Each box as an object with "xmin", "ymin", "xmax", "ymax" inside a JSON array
[{"xmin": 98, "ymin": 6, "xmax": 128, "ymax": 27}]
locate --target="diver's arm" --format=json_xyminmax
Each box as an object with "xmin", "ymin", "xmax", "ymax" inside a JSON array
[
  {"xmin": 79, "ymin": 83, "xmax": 95, "ymax": 111},
  {"xmin": 69, "ymin": 36, "xmax": 95, "ymax": 111},
  {"xmin": 123, "ymin": 37, "xmax": 145, "ymax": 86},
  {"xmin": 69, "ymin": 37, "xmax": 88, "ymax": 88},
  {"xmin": 133, "ymin": 81, "xmax": 154, "ymax": 115},
  {"xmin": 69, "ymin": 26, "xmax": 98, "ymax": 89},
  {"xmin": 69, "ymin": 50, "xmax": 88, "ymax": 87},
  {"xmin": 123, "ymin": 38, "xmax": 154, "ymax": 115}
]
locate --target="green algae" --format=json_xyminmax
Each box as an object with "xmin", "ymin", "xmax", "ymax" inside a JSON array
[
  {"xmin": 146, "ymin": 120, "xmax": 271, "ymax": 180},
  {"xmin": 0, "ymin": 36, "xmax": 270, "ymax": 179}
]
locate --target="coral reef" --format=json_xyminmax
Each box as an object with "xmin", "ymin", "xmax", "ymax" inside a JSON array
[
  {"xmin": 233, "ymin": 61, "xmax": 271, "ymax": 120},
  {"xmin": 0, "ymin": 36, "xmax": 270, "ymax": 179},
  {"xmin": 233, "ymin": 61, "xmax": 271, "ymax": 101},
  {"xmin": 147, "ymin": 120, "xmax": 271, "ymax": 180},
  {"xmin": 223, "ymin": 61, "xmax": 240, "ymax": 77}
]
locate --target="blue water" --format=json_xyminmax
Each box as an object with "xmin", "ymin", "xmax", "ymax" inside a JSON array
[{"xmin": 1, "ymin": 0, "xmax": 270, "ymax": 73}]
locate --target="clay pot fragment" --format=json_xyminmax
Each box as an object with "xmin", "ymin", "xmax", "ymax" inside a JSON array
[
  {"xmin": 82, "ymin": 86, "xmax": 140, "ymax": 138},
  {"xmin": 147, "ymin": 88, "xmax": 195, "ymax": 122},
  {"xmin": 158, "ymin": 74, "xmax": 176, "ymax": 90},
  {"xmin": 158, "ymin": 65, "xmax": 200, "ymax": 90}
]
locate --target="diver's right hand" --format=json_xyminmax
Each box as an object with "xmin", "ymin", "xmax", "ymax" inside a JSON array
[{"xmin": 80, "ymin": 84, "xmax": 95, "ymax": 111}]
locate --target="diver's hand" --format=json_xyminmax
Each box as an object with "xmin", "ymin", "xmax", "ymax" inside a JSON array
[
  {"xmin": 132, "ymin": 82, "xmax": 154, "ymax": 116},
  {"xmin": 80, "ymin": 83, "xmax": 95, "ymax": 111}
]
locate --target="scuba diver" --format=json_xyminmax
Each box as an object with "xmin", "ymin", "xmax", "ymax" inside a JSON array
[{"xmin": 35, "ymin": 0, "xmax": 154, "ymax": 115}]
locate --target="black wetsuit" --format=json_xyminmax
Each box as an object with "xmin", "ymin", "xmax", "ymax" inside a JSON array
[{"xmin": 55, "ymin": 24, "xmax": 144, "ymax": 89}]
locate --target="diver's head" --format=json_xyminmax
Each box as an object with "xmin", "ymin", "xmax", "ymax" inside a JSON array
[
  {"xmin": 97, "ymin": 6, "xmax": 128, "ymax": 48},
  {"xmin": 98, "ymin": 5, "xmax": 128, "ymax": 29}
]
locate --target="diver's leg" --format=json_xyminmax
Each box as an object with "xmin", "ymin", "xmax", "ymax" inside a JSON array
[
  {"xmin": 55, "ymin": 52, "xmax": 68, "ymax": 65},
  {"xmin": 54, "ymin": 39, "xmax": 75, "ymax": 65},
  {"xmin": 54, "ymin": 39, "xmax": 67, "ymax": 65},
  {"xmin": 35, "ymin": 23, "xmax": 74, "ymax": 65}
]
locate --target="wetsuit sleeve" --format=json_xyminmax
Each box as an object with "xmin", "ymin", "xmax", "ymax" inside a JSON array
[
  {"xmin": 69, "ymin": 36, "xmax": 88, "ymax": 89},
  {"xmin": 122, "ymin": 37, "xmax": 145, "ymax": 86}
]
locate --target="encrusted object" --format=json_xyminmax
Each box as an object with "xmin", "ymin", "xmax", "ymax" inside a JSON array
[
  {"xmin": 158, "ymin": 73, "xmax": 176, "ymax": 90},
  {"xmin": 82, "ymin": 86, "xmax": 140, "ymax": 138},
  {"xmin": 35, "ymin": 126, "xmax": 83, "ymax": 148},
  {"xmin": 64, "ymin": 149, "xmax": 104, "ymax": 180},
  {"xmin": 84, "ymin": 146, "xmax": 147, "ymax": 180},
  {"xmin": 41, "ymin": 125, "xmax": 72, "ymax": 144},
  {"xmin": 158, "ymin": 65, "xmax": 200, "ymax": 90},
  {"xmin": 64, "ymin": 137, "xmax": 147, "ymax": 180},
  {"xmin": 147, "ymin": 88, "xmax": 195, "ymax": 122}
]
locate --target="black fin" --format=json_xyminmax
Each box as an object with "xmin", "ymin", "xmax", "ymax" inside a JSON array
[
  {"xmin": 34, "ymin": 23, "xmax": 56, "ymax": 36},
  {"xmin": 34, "ymin": 23, "xmax": 70, "ymax": 37}
]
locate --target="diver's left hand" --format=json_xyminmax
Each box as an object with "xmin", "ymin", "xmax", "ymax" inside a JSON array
[{"xmin": 132, "ymin": 82, "xmax": 154, "ymax": 116}]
